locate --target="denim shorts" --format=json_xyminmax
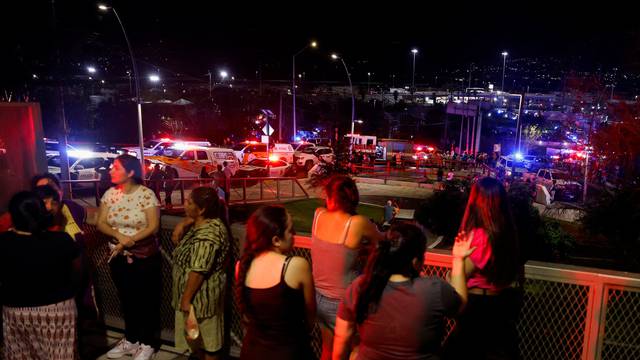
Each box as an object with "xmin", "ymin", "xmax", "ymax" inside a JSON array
[{"xmin": 315, "ymin": 292, "xmax": 341, "ymax": 331}]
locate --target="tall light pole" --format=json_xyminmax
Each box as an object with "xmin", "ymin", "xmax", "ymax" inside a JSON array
[
  {"xmin": 220, "ymin": 70, "xmax": 228, "ymax": 84},
  {"xmin": 411, "ymin": 48, "xmax": 418, "ymax": 99},
  {"xmin": 98, "ymin": 4, "xmax": 145, "ymax": 167},
  {"xmin": 367, "ymin": 72, "xmax": 371, "ymax": 95},
  {"xmin": 331, "ymin": 53, "xmax": 355, "ymax": 137},
  {"xmin": 292, "ymin": 41, "xmax": 317, "ymax": 141},
  {"xmin": 501, "ymin": 51, "xmax": 508, "ymax": 92}
]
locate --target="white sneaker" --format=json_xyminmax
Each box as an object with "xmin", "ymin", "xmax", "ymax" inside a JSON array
[
  {"xmin": 133, "ymin": 344, "xmax": 155, "ymax": 360},
  {"xmin": 107, "ymin": 338, "xmax": 139, "ymax": 359}
]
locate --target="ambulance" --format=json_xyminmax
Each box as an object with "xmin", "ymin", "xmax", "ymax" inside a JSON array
[{"xmin": 147, "ymin": 146, "xmax": 239, "ymax": 178}]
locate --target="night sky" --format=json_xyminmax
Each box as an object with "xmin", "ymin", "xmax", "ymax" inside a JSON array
[{"xmin": 2, "ymin": 1, "xmax": 639, "ymax": 87}]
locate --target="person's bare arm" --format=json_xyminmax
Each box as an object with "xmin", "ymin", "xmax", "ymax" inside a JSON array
[
  {"xmin": 171, "ymin": 217, "xmax": 195, "ymax": 245},
  {"xmin": 450, "ymin": 231, "xmax": 476, "ymax": 311},
  {"xmin": 332, "ymin": 317, "xmax": 355, "ymax": 360},
  {"xmin": 287, "ymin": 257, "xmax": 316, "ymax": 332},
  {"xmin": 96, "ymin": 200, "xmax": 122, "ymax": 240},
  {"xmin": 179, "ymin": 271, "xmax": 206, "ymax": 313},
  {"xmin": 350, "ymin": 215, "xmax": 384, "ymax": 248}
]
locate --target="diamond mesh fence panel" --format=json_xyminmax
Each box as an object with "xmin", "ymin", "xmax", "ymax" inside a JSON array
[
  {"xmin": 601, "ymin": 287, "xmax": 640, "ymax": 360},
  {"xmin": 84, "ymin": 225, "xmax": 640, "ymax": 360},
  {"xmin": 517, "ymin": 278, "xmax": 590, "ymax": 360},
  {"xmin": 83, "ymin": 224, "xmax": 177, "ymax": 342},
  {"xmin": 422, "ymin": 263, "xmax": 456, "ymax": 340}
]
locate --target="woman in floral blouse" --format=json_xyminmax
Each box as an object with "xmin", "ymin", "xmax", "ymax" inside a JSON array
[
  {"xmin": 172, "ymin": 187, "xmax": 231, "ymax": 360},
  {"xmin": 97, "ymin": 154, "xmax": 161, "ymax": 360}
]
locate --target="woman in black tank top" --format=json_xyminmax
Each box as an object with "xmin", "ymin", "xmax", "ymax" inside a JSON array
[{"xmin": 236, "ymin": 206, "xmax": 316, "ymax": 360}]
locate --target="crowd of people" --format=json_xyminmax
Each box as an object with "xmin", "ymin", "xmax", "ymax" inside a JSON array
[{"xmin": 0, "ymin": 153, "xmax": 524, "ymax": 360}]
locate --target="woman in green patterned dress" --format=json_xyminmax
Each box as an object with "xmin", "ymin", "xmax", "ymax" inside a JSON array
[{"xmin": 172, "ymin": 187, "xmax": 231, "ymax": 360}]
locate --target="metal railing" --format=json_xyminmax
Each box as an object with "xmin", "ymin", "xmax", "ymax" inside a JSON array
[
  {"xmin": 61, "ymin": 176, "xmax": 309, "ymax": 207},
  {"xmin": 348, "ymin": 161, "xmax": 491, "ymax": 185},
  {"xmin": 83, "ymin": 224, "xmax": 640, "ymax": 360}
]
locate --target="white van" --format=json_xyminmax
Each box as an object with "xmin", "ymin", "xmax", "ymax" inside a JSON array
[
  {"xmin": 148, "ymin": 147, "xmax": 239, "ymax": 178},
  {"xmin": 126, "ymin": 138, "xmax": 211, "ymax": 158}
]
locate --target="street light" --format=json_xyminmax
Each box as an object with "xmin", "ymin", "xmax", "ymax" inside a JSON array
[
  {"xmin": 367, "ymin": 72, "xmax": 371, "ymax": 95},
  {"xmin": 148, "ymin": 74, "xmax": 160, "ymax": 82},
  {"xmin": 86, "ymin": 66, "xmax": 97, "ymax": 74},
  {"xmin": 220, "ymin": 70, "xmax": 228, "ymax": 80},
  {"xmin": 98, "ymin": 3, "xmax": 145, "ymax": 167},
  {"xmin": 330, "ymin": 53, "xmax": 355, "ymax": 138},
  {"xmin": 411, "ymin": 48, "xmax": 418, "ymax": 99},
  {"xmin": 292, "ymin": 40, "xmax": 318, "ymax": 141},
  {"xmin": 501, "ymin": 51, "xmax": 508, "ymax": 91}
]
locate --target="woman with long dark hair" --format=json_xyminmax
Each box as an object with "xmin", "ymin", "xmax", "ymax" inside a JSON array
[
  {"xmin": 171, "ymin": 187, "xmax": 230, "ymax": 360},
  {"xmin": 236, "ymin": 206, "xmax": 316, "ymax": 359},
  {"xmin": 1, "ymin": 191, "xmax": 81, "ymax": 360},
  {"xmin": 332, "ymin": 223, "xmax": 474, "ymax": 360},
  {"xmin": 443, "ymin": 176, "xmax": 523, "ymax": 360},
  {"xmin": 311, "ymin": 175, "xmax": 384, "ymax": 360},
  {"xmin": 96, "ymin": 154, "xmax": 161, "ymax": 360}
]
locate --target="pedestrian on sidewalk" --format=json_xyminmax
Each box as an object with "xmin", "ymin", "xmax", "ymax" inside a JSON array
[
  {"xmin": 333, "ymin": 223, "xmax": 474, "ymax": 360},
  {"xmin": 311, "ymin": 175, "xmax": 384, "ymax": 360},
  {"xmin": 164, "ymin": 165, "xmax": 180, "ymax": 209},
  {"xmin": 96, "ymin": 154, "xmax": 161, "ymax": 360},
  {"xmin": 236, "ymin": 206, "xmax": 316, "ymax": 359},
  {"xmin": 1, "ymin": 191, "xmax": 81, "ymax": 360},
  {"xmin": 171, "ymin": 187, "xmax": 231, "ymax": 360},
  {"xmin": 442, "ymin": 177, "xmax": 523, "ymax": 360}
]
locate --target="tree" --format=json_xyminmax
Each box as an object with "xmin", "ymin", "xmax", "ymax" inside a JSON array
[
  {"xmin": 582, "ymin": 186, "xmax": 640, "ymax": 271},
  {"xmin": 592, "ymin": 101, "xmax": 640, "ymax": 183}
]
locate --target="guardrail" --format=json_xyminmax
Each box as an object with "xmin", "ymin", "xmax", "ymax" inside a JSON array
[
  {"xmin": 83, "ymin": 222, "xmax": 640, "ymax": 360},
  {"xmin": 61, "ymin": 176, "xmax": 310, "ymax": 207}
]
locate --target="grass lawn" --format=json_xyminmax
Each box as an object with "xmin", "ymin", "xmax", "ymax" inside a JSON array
[{"xmin": 230, "ymin": 198, "xmax": 384, "ymax": 235}]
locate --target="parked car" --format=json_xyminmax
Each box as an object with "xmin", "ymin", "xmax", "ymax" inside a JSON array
[
  {"xmin": 522, "ymin": 155, "xmax": 551, "ymax": 172},
  {"xmin": 531, "ymin": 168, "xmax": 583, "ymax": 203},
  {"xmin": 45, "ymin": 138, "xmax": 80, "ymax": 158},
  {"xmin": 290, "ymin": 142, "xmax": 317, "ymax": 153},
  {"xmin": 496, "ymin": 156, "xmax": 528, "ymax": 177},
  {"xmin": 295, "ymin": 146, "xmax": 335, "ymax": 170},
  {"xmin": 233, "ymin": 142, "xmax": 294, "ymax": 164},
  {"xmin": 48, "ymin": 151, "xmax": 119, "ymax": 187}
]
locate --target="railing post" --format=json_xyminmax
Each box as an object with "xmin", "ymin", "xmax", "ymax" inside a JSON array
[
  {"xmin": 180, "ymin": 179, "xmax": 185, "ymax": 206},
  {"xmin": 94, "ymin": 181, "xmax": 100, "ymax": 207},
  {"xmin": 583, "ymin": 281, "xmax": 607, "ymax": 360},
  {"xmin": 292, "ymin": 178, "xmax": 295, "ymax": 198},
  {"xmin": 276, "ymin": 179, "xmax": 281, "ymax": 200},
  {"xmin": 243, "ymin": 178, "xmax": 247, "ymax": 204},
  {"xmin": 259, "ymin": 179, "xmax": 263, "ymax": 201}
]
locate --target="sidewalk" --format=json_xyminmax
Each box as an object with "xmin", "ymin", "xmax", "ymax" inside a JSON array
[{"xmin": 95, "ymin": 331, "xmax": 189, "ymax": 360}]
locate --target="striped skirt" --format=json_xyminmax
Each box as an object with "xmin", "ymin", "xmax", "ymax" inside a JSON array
[{"xmin": 2, "ymin": 298, "xmax": 77, "ymax": 360}]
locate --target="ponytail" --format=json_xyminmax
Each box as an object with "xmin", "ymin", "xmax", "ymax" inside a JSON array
[{"xmin": 354, "ymin": 223, "xmax": 427, "ymax": 324}]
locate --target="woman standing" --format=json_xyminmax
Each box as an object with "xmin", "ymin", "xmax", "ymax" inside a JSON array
[
  {"xmin": 311, "ymin": 175, "xmax": 384, "ymax": 359},
  {"xmin": 0, "ymin": 191, "xmax": 81, "ymax": 360},
  {"xmin": 236, "ymin": 206, "xmax": 316, "ymax": 360},
  {"xmin": 333, "ymin": 223, "xmax": 474, "ymax": 360},
  {"xmin": 96, "ymin": 154, "xmax": 161, "ymax": 360},
  {"xmin": 171, "ymin": 187, "xmax": 230, "ymax": 360},
  {"xmin": 443, "ymin": 177, "xmax": 523, "ymax": 360}
]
